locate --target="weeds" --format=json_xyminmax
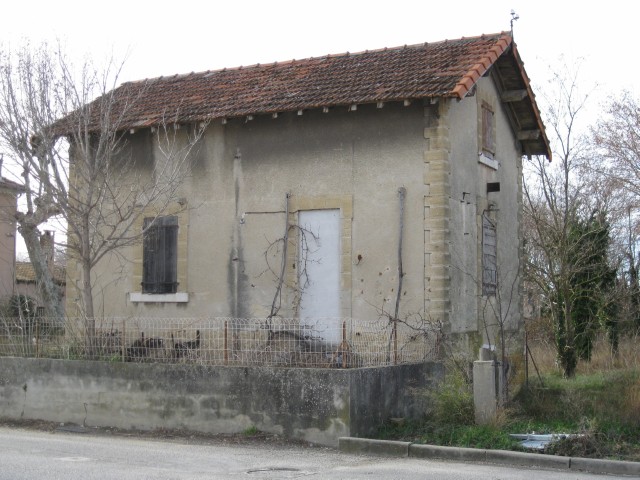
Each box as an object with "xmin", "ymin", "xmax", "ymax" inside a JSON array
[
  {"xmin": 428, "ymin": 370, "xmax": 474, "ymax": 426},
  {"xmin": 377, "ymin": 338, "xmax": 640, "ymax": 461},
  {"xmin": 243, "ymin": 425, "xmax": 259, "ymax": 436}
]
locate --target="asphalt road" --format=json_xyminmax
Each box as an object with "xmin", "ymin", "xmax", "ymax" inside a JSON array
[{"xmin": 0, "ymin": 426, "xmax": 618, "ymax": 479}]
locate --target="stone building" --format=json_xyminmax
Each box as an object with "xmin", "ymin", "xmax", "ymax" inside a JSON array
[{"xmin": 64, "ymin": 33, "xmax": 550, "ymax": 359}]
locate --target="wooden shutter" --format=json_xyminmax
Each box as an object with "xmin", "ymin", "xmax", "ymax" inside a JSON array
[
  {"xmin": 482, "ymin": 103, "xmax": 495, "ymax": 156},
  {"xmin": 142, "ymin": 216, "xmax": 178, "ymax": 293}
]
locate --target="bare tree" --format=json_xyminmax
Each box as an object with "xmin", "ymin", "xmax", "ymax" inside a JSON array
[
  {"xmin": 589, "ymin": 92, "xmax": 640, "ymax": 334},
  {"xmin": 0, "ymin": 42, "xmax": 206, "ymax": 351},
  {"xmin": 591, "ymin": 92, "xmax": 640, "ymax": 200},
  {"xmin": 523, "ymin": 63, "xmax": 616, "ymax": 377},
  {"xmin": 0, "ymin": 44, "xmax": 65, "ymax": 318}
]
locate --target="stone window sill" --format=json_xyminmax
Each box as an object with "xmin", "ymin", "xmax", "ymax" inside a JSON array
[
  {"xmin": 478, "ymin": 152, "xmax": 500, "ymax": 170},
  {"xmin": 129, "ymin": 292, "xmax": 189, "ymax": 303}
]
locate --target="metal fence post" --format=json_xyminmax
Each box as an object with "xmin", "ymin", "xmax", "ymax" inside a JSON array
[{"xmin": 224, "ymin": 320, "xmax": 228, "ymax": 365}]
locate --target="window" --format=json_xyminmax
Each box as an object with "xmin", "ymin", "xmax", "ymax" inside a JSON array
[
  {"xmin": 142, "ymin": 216, "xmax": 178, "ymax": 294},
  {"xmin": 481, "ymin": 102, "xmax": 495, "ymax": 157},
  {"xmin": 482, "ymin": 213, "xmax": 497, "ymax": 296}
]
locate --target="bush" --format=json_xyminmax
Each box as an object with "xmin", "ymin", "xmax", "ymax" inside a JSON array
[{"xmin": 429, "ymin": 371, "xmax": 474, "ymax": 426}]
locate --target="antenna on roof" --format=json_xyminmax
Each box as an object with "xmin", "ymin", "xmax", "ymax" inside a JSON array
[{"xmin": 510, "ymin": 10, "xmax": 520, "ymax": 38}]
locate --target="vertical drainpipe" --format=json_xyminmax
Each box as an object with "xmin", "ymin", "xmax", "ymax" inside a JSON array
[{"xmin": 232, "ymin": 148, "xmax": 241, "ymax": 318}]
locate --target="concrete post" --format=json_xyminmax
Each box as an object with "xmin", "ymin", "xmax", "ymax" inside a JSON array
[{"xmin": 473, "ymin": 347, "xmax": 505, "ymax": 424}]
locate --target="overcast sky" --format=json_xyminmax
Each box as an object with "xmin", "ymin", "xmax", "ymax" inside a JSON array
[
  {"xmin": 2, "ymin": 1, "xmax": 637, "ymax": 97},
  {"xmin": 2, "ymin": 0, "xmax": 638, "ymax": 257}
]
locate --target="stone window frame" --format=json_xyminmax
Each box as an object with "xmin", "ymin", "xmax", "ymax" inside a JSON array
[
  {"xmin": 141, "ymin": 215, "xmax": 179, "ymax": 294},
  {"xmin": 129, "ymin": 203, "xmax": 189, "ymax": 303},
  {"xmin": 481, "ymin": 101, "xmax": 496, "ymax": 157},
  {"xmin": 481, "ymin": 212, "xmax": 497, "ymax": 297},
  {"xmin": 477, "ymin": 94, "xmax": 499, "ymax": 170},
  {"xmin": 287, "ymin": 195, "xmax": 353, "ymax": 319}
]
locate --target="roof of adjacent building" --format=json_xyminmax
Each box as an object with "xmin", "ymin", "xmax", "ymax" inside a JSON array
[
  {"xmin": 0, "ymin": 177, "xmax": 24, "ymax": 192},
  {"xmin": 56, "ymin": 32, "xmax": 550, "ymax": 158},
  {"xmin": 15, "ymin": 261, "xmax": 66, "ymax": 285}
]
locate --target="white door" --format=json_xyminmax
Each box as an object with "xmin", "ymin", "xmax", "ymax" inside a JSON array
[{"xmin": 298, "ymin": 209, "xmax": 341, "ymax": 343}]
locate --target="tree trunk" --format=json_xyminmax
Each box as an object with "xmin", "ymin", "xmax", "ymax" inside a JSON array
[{"xmin": 81, "ymin": 259, "xmax": 96, "ymax": 357}]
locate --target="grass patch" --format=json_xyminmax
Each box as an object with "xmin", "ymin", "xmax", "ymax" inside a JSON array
[
  {"xmin": 242, "ymin": 425, "xmax": 259, "ymax": 436},
  {"xmin": 377, "ymin": 356, "xmax": 640, "ymax": 461}
]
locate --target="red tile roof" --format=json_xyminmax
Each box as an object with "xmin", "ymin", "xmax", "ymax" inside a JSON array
[
  {"xmin": 114, "ymin": 33, "xmax": 512, "ymax": 127},
  {"xmin": 55, "ymin": 32, "xmax": 550, "ymax": 157},
  {"xmin": 15, "ymin": 261, "xmax": 66, "ymax": 285}
]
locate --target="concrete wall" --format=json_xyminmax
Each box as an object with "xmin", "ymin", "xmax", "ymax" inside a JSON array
[{"xmin": 0, "ymin": 357, "xmax": 443, "ymax": 446}]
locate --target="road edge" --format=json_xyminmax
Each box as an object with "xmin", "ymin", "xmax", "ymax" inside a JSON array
[{"xmin": 338, "ymin": 437, "xmax": 640, "ymax": 476}]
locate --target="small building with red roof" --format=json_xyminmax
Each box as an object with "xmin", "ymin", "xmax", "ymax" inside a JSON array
[{"xmin": 62, "ymin": 32, "xmax": 550, "ymax": 359}]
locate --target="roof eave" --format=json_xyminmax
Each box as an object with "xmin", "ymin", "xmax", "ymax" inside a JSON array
[
  {"xmin": 510, "ymin": 43, "xmax": 552, "ymax": 160},
  {"xmin": 451, "ymin": 34, "xmax": 513, "ymax": 100}
]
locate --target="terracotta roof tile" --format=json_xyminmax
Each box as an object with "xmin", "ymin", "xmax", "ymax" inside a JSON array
[
  {"xmin": 59, "ymin": 33, "xmax": 511, "ymax": 128},
  {"xmin": 15, "ymin": 261, "xmax": 66, "ymax": 285},
  {"xmin": 53, "ymin": 32, "xmax": 550, "ymax": 158}
]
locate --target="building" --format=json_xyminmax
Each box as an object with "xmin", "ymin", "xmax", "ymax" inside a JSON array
[
  {"xmin": 0, "ymin": 171, "xmax": 23, "ymax": 304},
  {"xmin": 14, "ymin": 232, "xmax": 66, "ymax": 315},
  {"xmin": 63, "ymin": 32, "xmax": 550, "ymax": 360}
]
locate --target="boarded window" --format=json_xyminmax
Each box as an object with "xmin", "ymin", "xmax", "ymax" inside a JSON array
[
  {"xmin": 142, "ymin": 216, "xmax": 178, "ymax": 294},
  {"xmin": 482, "ymin": 214, "xmax": 497, "ymax": 296},
  {"xmin": 481, "ymin": 103, "xmax": 495, "ymax": 156}
]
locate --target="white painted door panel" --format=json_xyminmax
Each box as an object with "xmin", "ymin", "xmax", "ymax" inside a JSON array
[{"xmin": 298, "ymin": 209, "xmax": 340, "ymax": 343}]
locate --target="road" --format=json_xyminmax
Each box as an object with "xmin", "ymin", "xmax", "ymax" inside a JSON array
[{"xmin": 0, "ymin": 426, "xmax": 616, "ymax": 479}]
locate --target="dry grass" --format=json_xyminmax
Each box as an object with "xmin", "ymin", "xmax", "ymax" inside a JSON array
[{"xmin": 526, "ymin": 322, "xmax": 640, "ymax": 375}]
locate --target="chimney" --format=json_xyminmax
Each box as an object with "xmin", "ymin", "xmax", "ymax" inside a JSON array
[{"xmin": 40, "ymin": 230, "xmax": 55, "ymax": 276}]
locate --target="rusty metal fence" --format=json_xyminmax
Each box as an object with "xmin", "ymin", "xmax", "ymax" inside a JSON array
[{"xmin": 0, "ymin": 315, "xmax": 440, "ymax": 368}]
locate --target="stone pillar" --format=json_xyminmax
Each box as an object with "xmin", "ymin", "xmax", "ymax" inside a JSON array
[
  {"xmin": 40, "ymin": 230, "xmax": 55, "ymax": 276},
  {"xmin": 473, "ymin": 347, "xmax": 505, "ymax": 424}
]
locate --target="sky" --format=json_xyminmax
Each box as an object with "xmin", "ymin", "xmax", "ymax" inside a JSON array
[
  {"xmin": 2, "ymin": 1, "xmax": 637, "ymax": 97},
  {"xmin": 1, "ymin": 0, "xmax": 639, "ymax": 257}
]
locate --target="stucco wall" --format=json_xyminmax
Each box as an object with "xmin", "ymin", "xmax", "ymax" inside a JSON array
[
  {"xmin": 446, "ymin": 76, "xmax": 524, "ymax": 351},
  {"xmin": 70, "ymin": 103, "xmax": 429, "ymax": 324},
  {"xmin": 0, "ymin": 357, "xmax": 443, "ymax": 446},
  {"xmin": 0, "ymin": 189, "xmax": 18, "ymax": 302}
]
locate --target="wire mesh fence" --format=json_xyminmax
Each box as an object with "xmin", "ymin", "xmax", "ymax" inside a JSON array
[{"xmin": 0, "ymin": 315, "xmax": 441, "ymax": 368}]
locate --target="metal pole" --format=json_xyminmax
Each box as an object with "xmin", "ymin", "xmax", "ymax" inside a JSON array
[
  {"xmin": 525, "ymin": 331, "xmax": 529, "ymax": 387},
  {"xmin": 224, "ymin": 320, "xmax": 228, "ymax": 365}
]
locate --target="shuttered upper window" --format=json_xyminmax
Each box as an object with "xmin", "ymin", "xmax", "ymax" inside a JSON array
[
  {"xmin": 482, "ymin": 213, "xmax": 497, "ymax": 296},
  {"xmin": 142, "ymin": 216, "xmax": 179, "ymax": 294},
  {"xmin": 481, "ymin": 102, "xmax": 496, "ymax": 157}
]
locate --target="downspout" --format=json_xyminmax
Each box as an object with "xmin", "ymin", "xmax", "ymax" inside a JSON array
[{"xmin": 231, "ymin": 148, "xmax": 242, "ymax": 318}]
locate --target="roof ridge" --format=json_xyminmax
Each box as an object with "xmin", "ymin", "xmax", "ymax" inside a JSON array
[{"xmin": 121, "ymin": 32, "xmax": 509, "ymax": 86}]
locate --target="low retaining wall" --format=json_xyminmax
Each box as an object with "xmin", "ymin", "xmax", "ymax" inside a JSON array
[{"xmin": 0, "ymin": 358, "xmax": 443, "ymax": 446}]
